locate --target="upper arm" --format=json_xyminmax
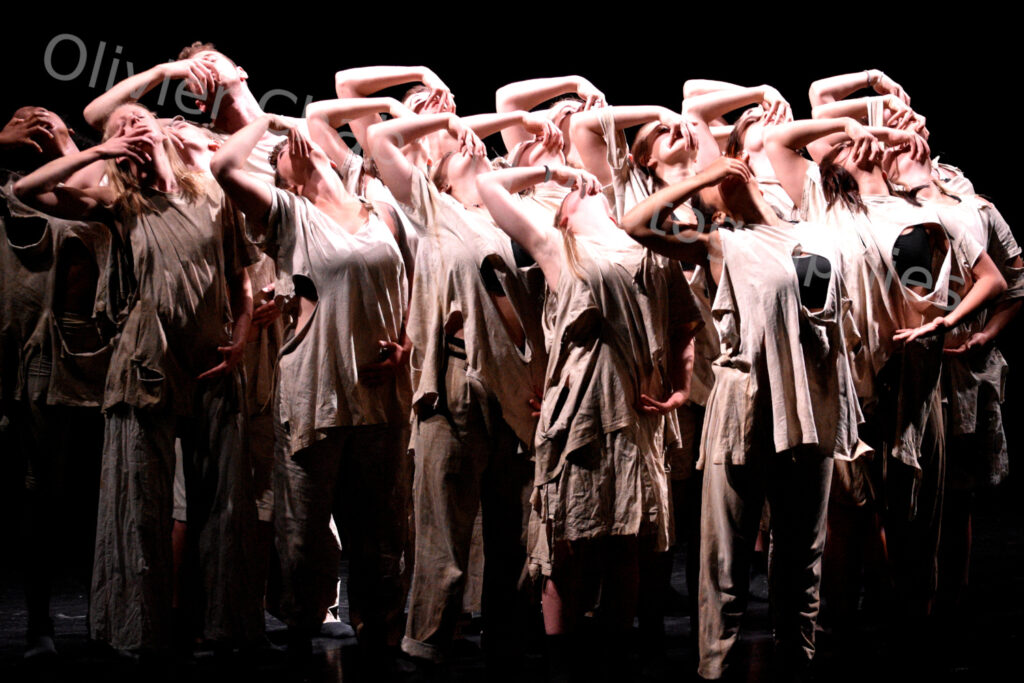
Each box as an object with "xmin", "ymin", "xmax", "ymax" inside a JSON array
[
  {"xmin": 14, "ymin": 183, "xmax": 113, "ymax": 223},
  {"xmin": 308, "ymin": 116, "xmax": 354, "ymax": 170},
  {"xmin": 215, "ymin": 167, "xmax": 274, "ymax": 227},
  {"xmin": 763, "ymin": 130, "xmax": 812, "ymax": 207},
  {"xmin": 569, "ymin": 113, "xmax": 613, "ymax": 186}
]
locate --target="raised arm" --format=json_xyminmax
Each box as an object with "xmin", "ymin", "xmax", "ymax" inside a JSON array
[
  {"xmin": 569, "ymin": 105, "xmax": 677, "ymax": 185},
  {"xmin": 476, "ymin": 165, "xmax": 594, "ymax": 287},
  {"xmin": 82, "ymin": 56, "xmax": 217, "ymax": 129},
  {"xmin": 334, "ymin": 66, "xmax": 450, "ymax": 156},
  {"xmin": 305, "ymin": 97, "xmax": 409, "ymax": 168},
  {"xmin": 495, "ymin": 76, "xmax": 605, "ymax": 150},
  {"xmin": 367, "ymin": 113, "xmax": 477, "ymax": 205},
  {"xmin": 621, "ymin": 157, "xmax": 750, "ymax": 264},
  {"xmin": 684, "ymin": 84, "xmax": 790, "ymax": 126},
  {"xmin": 808, "ymin": 69, "xmax": 910, "ymax": 108},
  {"xmin": 10, "ymin": 131, "xmax": 157, "ymax": 220},
  {"xmin": 763, "ymin": 117, "xmax": 879, "ymax": 207},
  {"xmin": 459, "ymin": 110, "xmax": 562, "ymax": 152},
  {"xmin": 210, "ymin": 114, "xmax": 279, "ymax": 222}
]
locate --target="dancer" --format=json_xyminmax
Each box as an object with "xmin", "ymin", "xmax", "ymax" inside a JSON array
[
  {"xmin": 476, "ymin": 161, "xmax": 701, "ymax": 678},
  {"xmin": 14, "ymin": 103, "xmax": 262, "ymax": 653},
  {"xmin": 367, "ymin": 111, "xmax": 550, "ymax": 671}
]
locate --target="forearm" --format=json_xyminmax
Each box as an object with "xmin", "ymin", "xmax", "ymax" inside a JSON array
[
  {"xmin": 230, "ymin": 267, "xmax": 254, "ymax": 348},
  {"xmin": 305, "ymin": 97, "xmax": 403, "ymax": 128},
  {"xmin": 496, "ymin": 76, "xmax": 586, "ymax": 112},
  {"xmin": 981, "ymin": 299, "xmax": 1022, "ymax": 340},
  {"xmin": 622, "ymin": 171, "xmax": 715, "ymax": 236},
  {"xmin": 334, "ymin": 66, "xmax": 429, "ymax": 97},
  {"xmin": 571, "ymin": 105, "xmax": 672, "ymax": 135},
  {"xmin": 683, "ymin": 85, "xmax": 769, "ymax": 122},
  {"xmin": 765, "ymin": 117, "xmax": 856, "ymax": 152},
  {"xmin": 808, "ymin": 70, "xmax": 878, "ymax": 107},
  {"xmin": 669, "ymin": 335, "xmax": 695, "ymax": 397},
  {"xmin": 83, "ymin": 64, "xmax": 168, "ymax": 129},
  {"xmin": 945, "ymin": 273, "xmax": 1007, "ymax": 328},
  {"xmin": 210, "ymin": 115, "xmax": 271, "ymax": 178},
  {"xmin": 812, "ymin": 96, "xmax": 875, "ymax": 121},
  {"xmin": 461, "ymin": 111, "xmax": 527, "ymax": 140},
  {"xmin": 683, "ymin": 79, "xmax": 742, "ymax": 99},
  {"xmin": 14, "ymin": 147, "xmax": 104, "ymax": 199}
]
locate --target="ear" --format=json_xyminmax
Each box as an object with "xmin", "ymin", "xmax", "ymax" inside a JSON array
[
  {"xmin": 712, "ymin": 210, "xmax": 728, "ymax": 226},
  {"xmin": 237, "ymin": 66, "xmax": 249, "ymax": 82}
]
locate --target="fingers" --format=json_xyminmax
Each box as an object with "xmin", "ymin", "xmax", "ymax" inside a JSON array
[{"xmin": 197, "ymin": 361, "xmax": 228, "ymax": 380}]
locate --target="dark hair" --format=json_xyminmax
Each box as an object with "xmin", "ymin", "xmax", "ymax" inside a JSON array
[
  {"xmin": 724, "ymin": 108, "xmax": 762, "ymax": 159},
  {"xmin": 269, "ymin": 138, "xmax": 288, "ymax": 189},
  {"xmin": 429, "ymin": 151, "xmax": 457, "ymax": 193},
  {"xmin": 820, "ymin": 142, "xmax": 922, "ymax": 215}
]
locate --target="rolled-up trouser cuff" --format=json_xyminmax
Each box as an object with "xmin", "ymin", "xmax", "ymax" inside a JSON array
[{"xmin": 401, "ymin": 635, "xmax": 445, "ymax": 663}]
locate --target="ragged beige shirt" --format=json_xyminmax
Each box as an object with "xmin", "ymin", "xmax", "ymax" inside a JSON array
[
  {"xmin": 103, "ymin": 179, "xmax": 255, "ymax": 415},
  {"xmin": 698, "ymin": 223, "xmax": 862, "ymax": 468},
  {"xmin": 1, "ymin": 175, "xmax": 115, "ymax": 406},
  {"xmin": 401, "ymin": 170, "xmax": 547, "ymax": 446},
  {"xmin": 536, "ymin": 232, "xmax": 703, "ymax": 484},
  {"xmin": 264, "ymin": 186, "xmax": 410, "ymax": 456}
]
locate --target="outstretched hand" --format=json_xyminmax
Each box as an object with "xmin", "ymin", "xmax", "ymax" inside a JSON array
[
  {"xmin": 894, "ymin": 316, "xmax": 948, "ymax": 344},
  {"xmin": 638, "ymin": 390, "xmax": 688, "ymax": 415}
]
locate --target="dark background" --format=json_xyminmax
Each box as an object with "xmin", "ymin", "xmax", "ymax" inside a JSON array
[{"xmin": 2, "ymin": 8, "xmax": 1021, "ymax": 522}]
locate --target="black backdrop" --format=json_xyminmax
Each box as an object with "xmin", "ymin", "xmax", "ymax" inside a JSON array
[{"xmin": 2, "ymin": 8, "xmax": 1022, "ymax": 515}]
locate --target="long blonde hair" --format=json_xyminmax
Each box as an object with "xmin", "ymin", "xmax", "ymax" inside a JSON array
[
  {"xmin": 103, "ymin": 107, "xmax": 206, "ymax": 217},
  {"xmin": 553, "ymin": 192, "xmax": 586, "ymax": 281}
]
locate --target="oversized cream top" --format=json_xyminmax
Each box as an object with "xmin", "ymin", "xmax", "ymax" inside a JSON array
[
  {"xmin": 935, "ymin": 196, "xmax": 1022, "ymax": 459},
  {"xmin": 535, "ymin": 231, "xmax": 703, "ymax": 484},
  {"xmin": 262, "ymin": 186, "xmax": 411, "ymax": 456},
  {"xmin": 401, "ymin": 170, "xmax": 547, "ymax": 446},
  {"xmin": 103, "ymin": 180, "xmax": 255, "ymax": 415},
  {"xmin": 698, "ymin": 223, "xmax": 861, "ymax": 468}
]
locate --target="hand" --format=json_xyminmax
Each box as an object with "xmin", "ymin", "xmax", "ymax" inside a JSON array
[
  {"xmin": 521, "ymin": 113, "xmax": 563, "ymax": 151},
  {"xmin": 576, "ymin": 78, "xmax": 607, "ymax": 110},
  {"xmin": 359, "ymin": 339, "xmax": 409, "ymax": 386},
  {"xmin": 894, "ymin": 131, "xmax": 931, "ymax": 165},
  {"xmin": 94, "ymin": 126, "xmax": 157, "ymax": 166},
  {"xmin": 447, "ymin": 117, "xmax": 486, "ymax": 158},
  {"xmin": 252, "ymin": 283, "xmax": 282, "ymax": 328},
  {"xmin": 284, "ymin": 127, "xmax": 316, "ymax": 176},
  {"xmin": 845, "ymin": 121, "xmax": 882, "ymax": 165},
  {"xmin": 638, "ymin": 390, "xmax": 688, "ymax": 415},
  {"xmin": 703, "ymin": 155, "xmax": 753, "ymax": 186},
  {"xmin": 163, "ymin": 57, "xmax": 218, "ymax": 98},
  {"xmin": 266, "ymin": 114, "xmax": 296, "ymax": 133},
  {"xmin": 871, "ymin": 71, "xmax": 910, "ymax": 105},
  {"xmin": 529, "ymin": 385, "xmax": 543, "ymax": 418},
  {"xmin": 0, "ymin": 108, "xmax": 57, "ymax": 154},
  {"xmin": 761, "ymin": 86, "xmax": 792, "ymax": 125},
  {"xmin": 420, "ymin": 69, "xmax": 454, "ymax": 112},
  {"xmin": 893, "ymin": 316, "xmax": 948, "ymax": 344},
  {"xmin": 944, "ymin": 330, "xmax": 993, "ymax": 356},
  {"xmin": 549, "ymin": 165, "xmax": 600, "ymax": 195},
  {"xmin": 197, "ymin": 340, "xmax": 245, "ymax": 380}
]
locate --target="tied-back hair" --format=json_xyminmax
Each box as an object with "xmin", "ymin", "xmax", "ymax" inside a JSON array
[
  {"xmin": 102, "ymin": 111, "xmax": 205, "ymax": 217},
  {"xmin": 819, "ymin": 142, "xmax": 921, "ymax": 215}
]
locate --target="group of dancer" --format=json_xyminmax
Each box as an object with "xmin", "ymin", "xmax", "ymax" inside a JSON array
[{"xmin": 1, "ymin": 42, "xmax": 1018, "ymax": 682}]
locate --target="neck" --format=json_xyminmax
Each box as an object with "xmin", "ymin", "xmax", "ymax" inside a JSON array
[
  {"xmin": 211, "ymin": 85, "xmax": 265, "ymax": 134},
  {"xmin": 451, "ymin": 174, "xmax": 484, "ymax": 209},
  {"xmin": 303, "ymin": 165, "xmax": 355, "ymax": 208},
  {"xmin": 656, "ymin": 161, "xmax": 694, "ymax": 187},
  {"xmin": 729, "ymin": 184, "xmax": 782, "ymax": 227},
  {"xmin": 853, "ymin": 167, "xmax": 890, "ymax": 197}
]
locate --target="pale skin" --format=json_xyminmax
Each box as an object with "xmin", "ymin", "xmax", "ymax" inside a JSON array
[
  {"xmin": 763, "ymin": 117, "xmax": 1007, "ymax": 342},
  {"xmin": 494, "ymin": 75, "xmax": 606, "ymax": 155},
  {"xmin": 211, "ymin": 113, "xmax": 413, "ymax": 386},
  {"xmin": 14, "ymin": 104, "xmax": 252, "ymax": 380},
  {"xmin": 883, "ymin": 136, "xmax": 1023, "ymax": 352}
]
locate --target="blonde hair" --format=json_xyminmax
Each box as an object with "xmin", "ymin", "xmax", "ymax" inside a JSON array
[
  {"xmin": 103, "ymin": 108, "xmax": 206, "ymax": 217},
  {"xmin": 553, "ymin": 192, "xmax": 586, "ymax": 281}
]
